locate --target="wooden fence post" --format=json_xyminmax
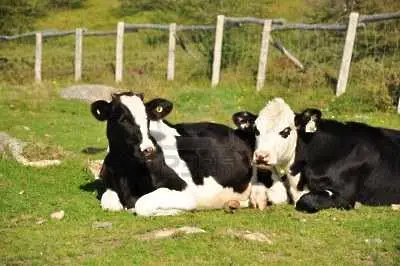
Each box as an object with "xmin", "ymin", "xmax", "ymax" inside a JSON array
[
  {"xmin": 115, "ymin": 22, "xmax": 125, "ymax": 83},
  {"xmin": 211, "ymin": 15, "xmax": 225, "ymax": 87},
  {"xmin": 256, "ymin": 20, "xmax": 272, "ymax": 91},
  {"xmin": 398, "ymin": 97, "xmax": 400, "ymax": 114},
  {"xmin": 336, "ymin": 12, "xmax": 359, "ymax": 96},
  {"xmin": 167, "ymin": 23, "xmax": 176, "ymax": 81},
  {"xmin": 75, "ymin": 28, "xmax": 83, "ymax": 81},
  {"xmin": 35, "ymin": 32, "xmax": 42, "ymax": 83}
]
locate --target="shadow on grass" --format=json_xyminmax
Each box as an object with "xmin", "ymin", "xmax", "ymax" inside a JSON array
[{"xmin": 80, "ymin": 179, "xmax": 106, "ymax": 200}]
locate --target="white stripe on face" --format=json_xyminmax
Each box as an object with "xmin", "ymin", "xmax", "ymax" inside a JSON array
[{"xmin": 120, "ymin": 95, "xmax": 155, "ymax": 152}]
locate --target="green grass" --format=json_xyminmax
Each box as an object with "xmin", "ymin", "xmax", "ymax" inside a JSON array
[{"xmin": 0, "ymin": 81, "xmax": 399, "ymax": 265}]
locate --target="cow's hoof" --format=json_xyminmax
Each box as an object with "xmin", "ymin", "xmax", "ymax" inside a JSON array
[{"xmin": 224, "ymin": 200, "xmax": 240, "ymax": 213}]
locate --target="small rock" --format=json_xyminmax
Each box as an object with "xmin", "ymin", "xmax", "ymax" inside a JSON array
[
  {"xmin": 178, "ymin": 226, "xmax": 206, "ymax": 234},
  {"xmin": 36, "ymin": 218, "xmax": 46, "ymax": 225},
  {"xmin": 226, "ymin": 229, "xmax": 273, "ymax": 244},
  {"xmin": 242, "ymin": 232, "xmax": 273, "ymax": 244},
  {"xmin": 391, "ymin": 204, "xmax": 400, "ymax": 211},
  {"xmin": 92, "ymin": 221, "xmax": 112, "ymax": 229},
  {"xmin": 50, "ymin": 210, "xmax": 64, "ymax": 220},
  {"xmin": 60, "ymin": 84, "xmax": 118, "ymax": 103},
  {"xmin": 87, "ymin": 160, "xmax": 104, "ymax": 180},
  {"xmin": 136, "ymin": 226, "xmax": 206, "ymax": 240},
  {"xmin": 365, "ymin": 238, "xmax": 383, "ymax": 245},
  {"xmin": 354, "ymin": 202, "xmax": 362, "ymax": 209}
]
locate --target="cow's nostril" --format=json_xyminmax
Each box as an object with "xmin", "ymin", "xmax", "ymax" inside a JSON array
[
  {"xmin": 254, "ymin": 152, "xmax": 269, "ymax": 164},
  {"xmin": 143, "ymin": 147, "xmax": 156, "ymax": 159}
]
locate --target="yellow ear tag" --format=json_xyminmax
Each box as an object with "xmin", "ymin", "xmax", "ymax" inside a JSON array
[{"xmin": 156, "ymin": 106, "xmax": 163, "ymax": 113}]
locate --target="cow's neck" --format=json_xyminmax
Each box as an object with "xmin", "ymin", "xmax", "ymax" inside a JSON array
[{"xmin": 149, "ymin": 120, "xmax": 180, "ymax": 142}]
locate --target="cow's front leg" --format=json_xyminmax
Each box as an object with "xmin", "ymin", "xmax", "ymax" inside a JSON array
[
  {"xmin": 134, "ymin": 188, "xmax": 196, "ymax": 216},
  {"xmin": 287, "ymin": 173, "xmax": 309, "ymax": 204},
  {"xmin": 249, "ymin": 166, "xmax": 267, "ymax": 210}
]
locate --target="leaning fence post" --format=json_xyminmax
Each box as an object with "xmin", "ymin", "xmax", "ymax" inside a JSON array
[
  {"xmin": 35, "ymin": 32, "xmax": 42, "ymax": 83},
  {"xmin": 75, "ymin": 28, "xmax": 83, "ymax": 81},
  {"xmin": 167, "ymin": 23, "xmax": 176, "ymax": 81},
  {"xmin": 211, "ymin": 15, "xmax": 225, "ymax": 87},
  {"xmin": 115, "ymin": 22, "xmax": 125, "ymax": 83},
  {"xmin": 256, "ymin": 20, "xmax": 272, "ymax": 91},
  {"xmin": 336, "ymin": 12, "xmax": 359, "ymax": 96}
]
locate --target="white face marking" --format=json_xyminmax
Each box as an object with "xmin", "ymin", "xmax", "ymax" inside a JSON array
[
  {"xmin": 120, "ymin": 95, "xmax": 155, "ymax": 152},
  {"xmin": 254, "ymin": 98, "xmax": 298, "ymax": 167},
  {"xmin": 101, "ymin": 189, "xmax": 124, "ymax": 211},
  {"xmin": 305, "ymin": 119, "xmax": 317, "ymax": 133}
]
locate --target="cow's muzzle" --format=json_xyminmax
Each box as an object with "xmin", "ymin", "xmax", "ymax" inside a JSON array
[
  {"xmin": 253, "ymin": 151, "xmax": 276, "ymax": 168},
  {"xmin": 143, "ymin": 147, "xmax": 156, "ymax": 161}
]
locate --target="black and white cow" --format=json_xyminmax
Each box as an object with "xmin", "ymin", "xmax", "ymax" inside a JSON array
[
  {"xmin": 91, "ymin": 92, "xmax": 255, "ymax": 216},
  {"xmin": 253, "ymin": 97, "xmax": 400, "ymax": 213},
  {"xmin": 232, "ymin": 111, "xmax": 289, "ymax": 209}
]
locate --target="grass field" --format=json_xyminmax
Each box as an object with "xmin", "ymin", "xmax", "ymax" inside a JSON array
[
  {"xmin": 0, "ymin": 81, "xmax": 399, "ymax": 265},
  {"xmin": 1, "ymin": 0, "xmax": 400, "ymax": 265}
]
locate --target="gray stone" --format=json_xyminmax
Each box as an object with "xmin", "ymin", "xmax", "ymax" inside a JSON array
[
  {"xmin": 136, "ymin": 226, "xmax": 206, "ymax": 240},
  {"xmin": 92, "ymin": 221, "xmax": 113, "ymax": 229},
  {"xmin": 60, "ymin": 84, "xmax": 118, "ymax": 103}
]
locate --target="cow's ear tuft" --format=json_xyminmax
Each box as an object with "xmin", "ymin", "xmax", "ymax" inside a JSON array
[
  {"xmin": 91, "ymin": 100, "xmax": 111, "ymax": 121},
  {"xmin": 232, "ymin": 111, "xmax": 257, "ymax": 130},
  {"xmin": 145, "ymin": 98, "xmax": 173, "ymax": 120}
]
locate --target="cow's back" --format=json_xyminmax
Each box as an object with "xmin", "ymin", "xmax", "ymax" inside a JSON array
[{"xmin": 173, "ymin": 122, "xmax": 253, "ymax": 193}]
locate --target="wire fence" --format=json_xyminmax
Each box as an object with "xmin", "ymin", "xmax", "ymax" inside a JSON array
[{"xmin": 0, "ymin": 12, "xmax": 399, "ymax": 111}]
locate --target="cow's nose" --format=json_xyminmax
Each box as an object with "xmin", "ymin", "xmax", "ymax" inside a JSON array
[
  {"xmin": 143, "ymin": 147, "xmax": 156, "ymax": 160},
  {"xmin": 254, "ymin": 151, "xmax": 270, "ymax": 164}
]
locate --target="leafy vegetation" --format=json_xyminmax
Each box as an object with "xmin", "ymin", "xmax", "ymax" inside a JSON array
[{"xmin": 0, "ymin": 0, "xmax": 86, "ymax": 34}]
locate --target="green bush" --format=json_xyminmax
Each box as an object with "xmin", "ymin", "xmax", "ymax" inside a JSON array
[
  {"xmin": 0, "ymin": 0, "xmax": 86, "ymax": 35},
  {"xmin": 0, "ymin": 0, "xmax": 46, "ymax": 35},
  {"xmin": 47, "ymin": 0, "xmax": 86, "ymax": 9}
]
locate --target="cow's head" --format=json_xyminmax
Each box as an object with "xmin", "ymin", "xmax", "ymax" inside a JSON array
[
  {"xmin": 91, "ymin": 92, "xmax": 160, "ymax": 161},
  {"xmin": 253, "ymin": 98, "xmax": 297, "ymax": 168},
  {"xmin": 295, "ymin": 108, "xmax": 322, "ymax": 134},
  {"xmin": 232, "ymin": 111, "xmax": 257, "ymax": 133}
]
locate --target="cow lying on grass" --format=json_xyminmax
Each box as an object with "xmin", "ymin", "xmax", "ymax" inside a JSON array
[
  {"xmin": 252, "ymin": 97, "xmax": 400, "ymax": 213},
  {"xmin": 91, "ymin": 92, "xmax": 268, "ymax": 216}
]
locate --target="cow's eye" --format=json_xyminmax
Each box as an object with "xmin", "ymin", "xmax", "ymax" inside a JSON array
[
  {"xmin": 279, "ymin": 127, "xmax": 291, "ymax": 138},
  {"xmin": 254, "ymin": 127, "xmax": 260, "ymax": 136}
]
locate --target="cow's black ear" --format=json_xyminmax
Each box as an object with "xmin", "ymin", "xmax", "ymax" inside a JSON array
[
  {"xmin": 145, "ymin": 98, "xmax": 173, "ymax": 120},
  {"xmin": 91, "ymin": 100, "xmax": 111, "ymax": 121},
  {"xmin": 232, "ymin": 111, "xmax": 257, "ymax": 130},
  {"xmin": 136, "ymin": 93, "xmax": 144, "ymax": 101},
  {"xmin": 295, "ymin": 108, "xmax": 322, "ymax": 132}
]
